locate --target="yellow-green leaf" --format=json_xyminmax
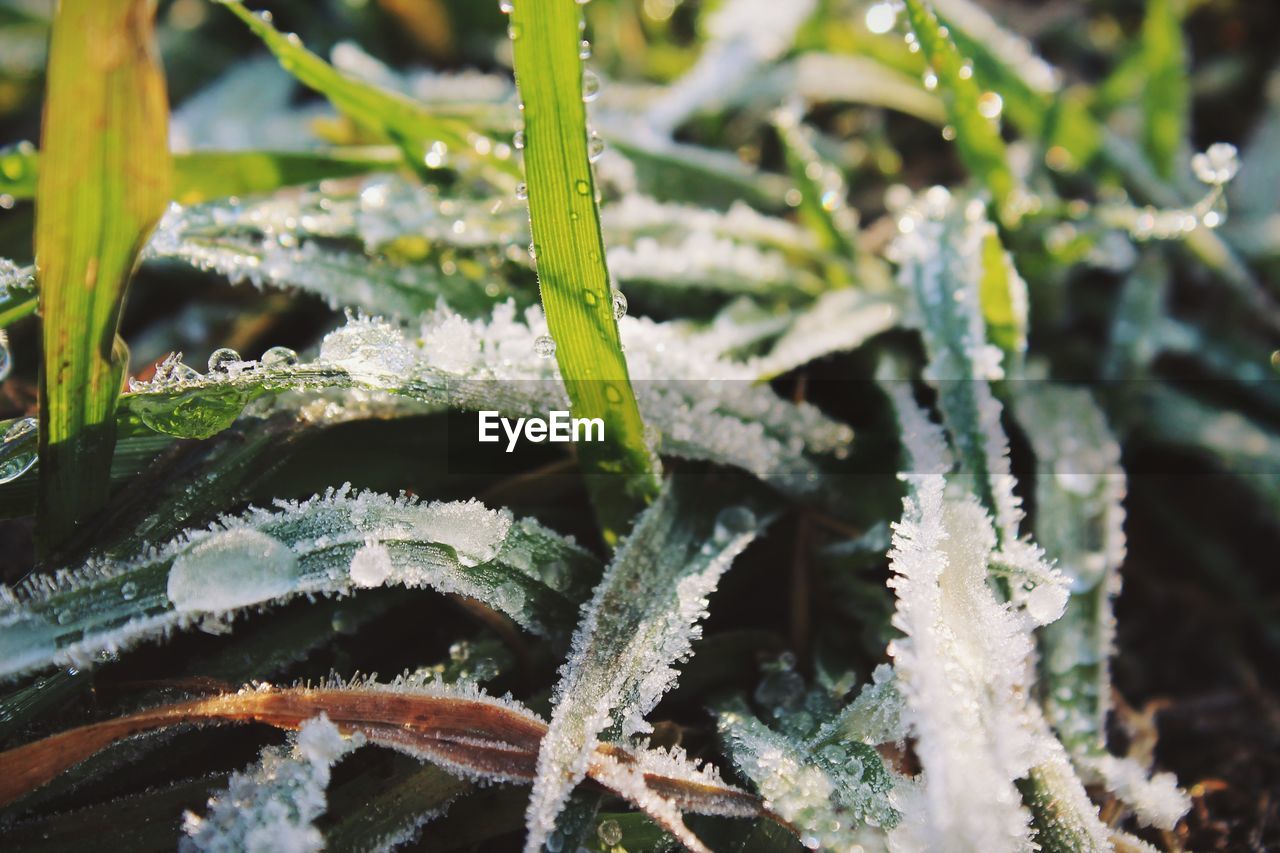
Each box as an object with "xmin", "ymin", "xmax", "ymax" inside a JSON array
[{"xmin": 36, "ymin": 0, "xmax": 172, "ymax": 548}]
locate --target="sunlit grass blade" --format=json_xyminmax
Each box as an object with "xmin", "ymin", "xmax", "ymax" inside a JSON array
[
  {"xmin": 900, "ymin": 0, "xmax": 1020, "ymax": 226},
  {"xmin": 2, "ymin": 147, "xmax": 403, "ymax": 206},
  {"xmin": 508, "ymin": 0, "xmax": 659, "ymax": 540},
  {"xmin": 523, "ymin": 478, "xmax": 767, "ymax": 852},
  {"xmin": 215, "ymin": 0, "xmax": 519, "ymax": 183},
  {"xmin": 1139, "ymin": 0, "xmax": 1188, "ymax": 180},
  {"xmin": 35, "ymin": 0, "xmax": 172, "ymax": 548}
]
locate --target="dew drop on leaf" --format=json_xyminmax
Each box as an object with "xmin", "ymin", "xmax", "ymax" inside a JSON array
[
  {"xmin": 261, "ymin": 345, "xmax": 298, "ymax": 368},
  {"xmin": 582, "ymin": 71, "xmax": 600, "ymax": 102},
  {"xmin": 207, "ymin": 348, "xmax": 241, "ymax": 373},
  {"xmin": 533, "ymin": 334, "xmax": 557, "ymax": 358},
  {"xmin": 713, "ymin": 505, "xmax": 756, "ymax": 542},
  {"xmin": 167, "ymin": 528, "xmax": 300, "ymax": 613},
  {"xmin": 611, "ymin": 288, "xmax": 628, "ymax": 320},
  {"xmin": 597, "ymin": 819, "xmax": 623, "ymax": 847}
]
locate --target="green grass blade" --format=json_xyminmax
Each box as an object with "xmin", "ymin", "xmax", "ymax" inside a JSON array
[
  {"xmin": 508, "ymin": 0, "xmax": 659, "ymax": 541},
  {"xmin": 1139, "ymin": 0, "xmax": 1188, "ymax": 180},
  {"xmin": 35, "ymin": 0, "xmax": 172, "ymax": 548},
  {"xmin": 2, "ymin": 147, "xmax": 404, "ymax": 206},
  {"xmin": 774, "ymin": 109, "xmax": 858, "ymax": 265},
  {"xmin": 216, "ymin": 1, "xmax": 519, "ymax": 183},
  {"xmin": 900, "ymin": 0, "xmax": 1020, "ymax": 226}
]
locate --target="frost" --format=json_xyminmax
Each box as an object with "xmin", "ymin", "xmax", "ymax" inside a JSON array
[
  {"xmin": 889, "ymin": 192, "xmax": 1068, "ymax": 623},
  {"xmin": 645, "ymin": 0, "xmax": 817, "ymax": 135},
  {"xmin": 881, "ymin": 378, "xmax": 1110, "ymax": 852},
  {"xmin": 122, "ymin": 304, "xmax": 853, "ymax": 498},
  {"xmin": 1013, "ymin": 385, "xmax": 1127, "ymax": 751},
  {"xmin": 181, "ymin": 713, "xmax": 363, "ymax": 853},
  {"xmin": 717, "ymin": 702, "xmax": 898, "ymax": 850},
  {"xmin": 523, "ymin": 482, "xmax": 763, "ymax": 852},
  {"xmin": 170, "ymin": 58, "xmax": 329, "ymax": 153},
  {"xmin": 0, "ymin": 257, "xmax": 36, "ymax": 303},
  {"xmin": 1084, "ymin": 754, "xmax": 1190, "ymax": 831},
  {"xmin": 0, "ymin": 487, "xmax": 596, "ymax": 680}
]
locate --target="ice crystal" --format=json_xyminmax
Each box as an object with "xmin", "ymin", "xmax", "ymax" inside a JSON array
[
  {"xmin": 522, "ymin": 482, "xmax": 763, "ymax": 852},
  {"xmin": 123, "ymin": 304, "xmax": 852, "ymax": 498},
  {"xmin": 1083, "ymin": 754, "xmax": 1190, "ymax": 831},
  {"xmin": 717, "ymin": 699, "xmax": 898, "ymax": 849},
  {"xmin": 181, "ymin": 713, "xmax": 363, "ymax": 853}
]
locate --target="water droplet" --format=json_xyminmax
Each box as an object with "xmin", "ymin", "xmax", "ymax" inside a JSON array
[
  {"xmin": 597, "ymin": 819, "xmax": 623, "ymax": 847},
  {"xmin": 0, "ymin": 416, "xmax": 38, "ymax": 485},
  {"xmin": 1191, "ymin": 142, "xmax": 1239, "ymax": 185},
  {"xmin": 507, "ymin": 22, "xmax": 522, "ymax": 39},
  {"xmin": 819, "ymin": 743, "xmax": 847, "ymax": 763},
  {"xmin": 587, "ymin": 130, "xmax": 605, "ymax": 162},
  {"xmin": 579, "ymin": 39, "xmax": 592, "ymax": 59},
  {"xmin": 574, "ymin": 178, "xmax": 590, "ymax": 195},
  {"xmin": 603, "ymin": 384, "xmax": 623, "ymax": 403},
  {"xmin": 977, "ymin": 91, "xmax": 1003, "ymax": 119},
  {"xmin": 922, "ymin": 70, "xmax": 938, "ymax": 91},
  {"xmin": 121, "ymin": 581, "xmax": 138, "ymax": 601},
  {"xmin": 865, "ymin": 1, "xmax": 898, "ymax": 34},
  {"xmin": 424, "ymin": 141, "xmax": 448, "ymax": 169},
  {"xmin": 941, "ymin": 124, "xmax": 957, "ymax": 141},
  {"xmin": 498, "ymin": 0, "xmax": 513, "ymax": 12},
  {"xmin": 583, "ymin": 290, "xmax": 598, "ymax": 306},
  {"xmin": 533, "ymin": 335, "xmax": 557, "ymax": 358},
  {"xmin": 513, "ymin": 129, "xmax": 525, "ymax": 150},
  {"xmin": 515, "ymin": 182, "xmax": 528, "ymax": 200},
  {"xmin": 611, "ymin": 288, "xmax": 628, "ymax": 320},
  {"xmin": 167, "ymin": 528, "xmax": 300, "ymax": 612},
  {"xmin": 544, "ymin": 831, "xmax": 565, "ymax": 852},
  {"xmin": 261, "ymin": 346, "xmax": 298, "ymax": 368},
  {"xmin": 207, "ymin": 348, "xmax": 241, "ymax": 373},
  {"xmin": 0, "ymin": 330, "xmax": 10, "ymax": 382},
  {"xmin": 582, "ymin": 70, "xmax": 600, "ymax": 102},
  {"xmin": 713, "ymin": 506, "xmax": 756, "ymax": 542}
]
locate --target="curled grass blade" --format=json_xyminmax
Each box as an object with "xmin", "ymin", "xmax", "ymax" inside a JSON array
[{"xmin": 0, "ymin": 679, "xmax": 774, "ymax": 844}]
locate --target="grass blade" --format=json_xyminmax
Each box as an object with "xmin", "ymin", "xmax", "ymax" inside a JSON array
[
  {"xmin": 35, "ymin": 0, "xmax": 172, "ymax": 547},
  {"xmin": 523, "ymin": 478, "xmax": 766, "ymax": 852},
  {"xmin": 1139, "ymin": 0, "xmax": 1188, "ymax": 180},
  {"xmin": 216, "ymin": 0, "xmax": 519, "ymax": 183},
  {"xmin": 2, "ymin": 147, "xmax": 403, "ymax": 206},
  {"xmin": 0, "ymin": 486, "xmax": 598, "ymax": 680},
  {"xmin": 508, "ymin": 0, "xmax": 660, "ymax": 542},
  {"xmin": 900, "ymin": 0, "xmax": 1020, "ymax": 225}
]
